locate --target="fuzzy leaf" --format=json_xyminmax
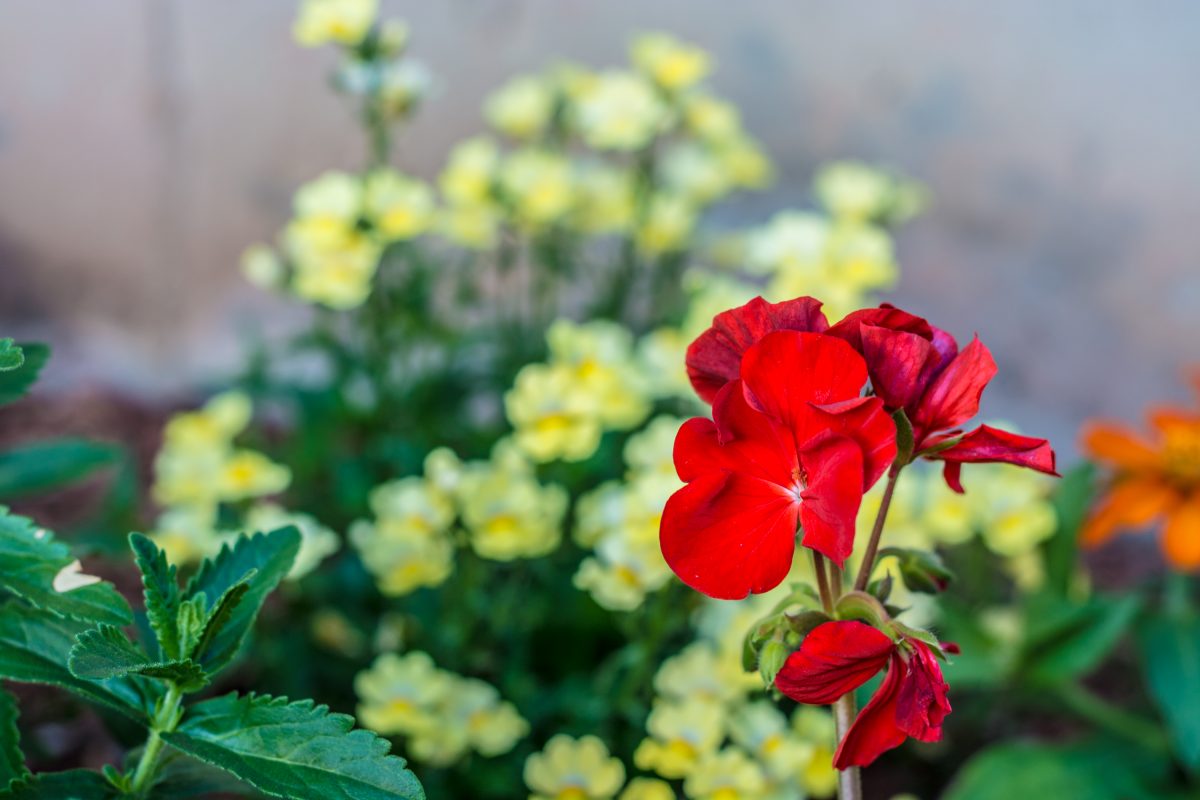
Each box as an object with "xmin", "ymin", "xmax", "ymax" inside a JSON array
[
  {"xmin": 68, "ymin": 625, "xmax": 207, "ymax": 692},
  {"xmin": 0, "ymin": 341, "xmax": 22, "ymax": 373},
  {"xmin": 163, "ymin": 692, "xmax": 424, "ymax": 800},
  {"xmin": 0, "ymin": 769, "xmax": 117, "ymax": 799},
  {"xmin": 0, "ymin": 688, "xmax": 27, "ymax": 785},
  {"xmin": 0, "ymin": 440, "xmax": 118, "ymax": 501},
  {"xmin": 184, "ymin": 528, "xmax": 300, "ymax": 674},
  {"xmin": 0, "ymin": 344, "xmax": 47, "ymax": 407},
  {"xmin": 129, "ymin": 534, "xmax": 181, "ymax": 660},
  {"xmin": 0, "ymin": 603, "xmax": 151, "ymax": 722},
  {"xmin": 0, "ymin": 510, "xmax": 131, "ymax": 626},
  {"xmin": 188, "ymin": 581, "xmax": 251, "ymax": 664}
]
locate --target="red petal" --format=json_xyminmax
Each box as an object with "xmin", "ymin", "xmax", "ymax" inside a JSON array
[
  {"xmin": 799, "ymin": 437, "xmax": 866, "ymax": 566},
  {"xmin": 826, "ymin": 305, "xmax": 933, "ymax": 350},
  {"xmin": 686, "ymin": 296, "xmax": 829, "ymax": 403},
  {"xmin": 834, "ymin": 652, "xmax": 908, "ymax": 769},
  {"xmin": 933, "ymin": 424, "xmax": 1058, "ymax": 493},
  {"xmin": 674, "ymin": 382, "xmax": 798, "ymax": 485},
  {"xmin": 805, "ymin": 396, "xmax": 898, "ymax": 489},
  {"xmin": 859, "ymin": 324, "xmax": 934, "ymax": 411},
  {"xmin": 912, "ymin": 336, "xmax": 997, "ymax": 438},
  {"xmin": 660, "ymin": 470, "xmax": 799, "ymax": 599},
  {"xmin": 775, "ymin": 621, "xmax": 895, "ymax": 704},
  {"xmin": 895, "ymin": 641, "xmax": 952, "ymax": 742},
  {"xmin": 740, "ymin": 331, "xmax": 868, "ymax": 430}
]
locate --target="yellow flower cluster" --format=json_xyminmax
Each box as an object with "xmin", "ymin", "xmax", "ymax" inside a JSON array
[
  {"xmin": 352, "ymin": 441, "xmax": 569, "ymax": 596},
  {"xmin": 859, "ymin": 455, "xmax": 1057, "ymax": 591},
  {"xmin": 573, "ymin": 417, "xmax": 681, "ymax": 611},
  {"xmin": 356, "ymin": 651, "xmax": 528, "ymax": 767},
  {"xmin": 243, "ymin": 167, "xmax": 436, "ymax": 310},
  {"xmin": 505, "ymin": 320, "xmax": 652, "ymax": 464},
  {"xmin": 294, "ymin": 0, "xmax": 378, "ymax": 48},
  {"xmin": 149, "ymin": 392, "xmax": 337, "ymax": 577}
]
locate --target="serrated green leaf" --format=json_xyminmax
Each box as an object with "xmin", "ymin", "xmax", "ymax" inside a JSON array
[
  {"xmin": 0, "ymin": 345, "xmax": 47, "ymax": 407},
  {"xmin": 68, "ymin": 625, "xmax": 207, "ymax": 692},
  {"xmin": 0, "ymin": 769, "xmax": 117, "ymax": 799},
  {"xmin": 148, "ymin": 752, "xmax": 266, "ymax": 799},
  {"xmin": 163, "ymin": 692, "xmax": 424, "ymax": 800},
  {"xmin": 188, "ymin": 581, "xmax": 250, "ymax": 665},
  {"xmin": 0, "ymin": 341, "xmax": 22, "ymax": 372},
  {"xmin": 1139, "ymin": 612, "xmax": 1200, "ymax": 770},
  {"xmin": 0, "ymin": 603, "xmax": 150, "ymax": 722},
  {"xmin": 128, "ymin": 534, "xmax": 181, "ymax": 660},
  {"xmin": 184, "ymin": 528, "xmax": 300, "ymax": 675},
  {"xmin": 0, "ymin": 440, "xmax": 118, "ymax": 500},
  {"xmin": 0, "ymin": 510, "xmax": 131, "ymax": 626},
  {"xmin": 0, "ymin": 688, "xmax": 27, "ymax": 785}
]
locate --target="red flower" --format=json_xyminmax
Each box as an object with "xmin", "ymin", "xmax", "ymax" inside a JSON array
[
  {"xmin": 775, "ymin": 620, "xmax": 952, "ymax": 769},
  {"xmin": 662, "ymin": 331, "xmax": 896, "ymax": 598}
]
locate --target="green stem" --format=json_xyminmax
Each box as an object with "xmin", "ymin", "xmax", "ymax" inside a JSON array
[
  {"xmin": 1056, "ymin": 682, "xmax": 1171, "ymax": 753},
  {"xmin": 833, "ymin": 693, "xmax": 863, "ymax": 800},
  {"xmin": 854, "ymin": 465, "xmax": 901, "ymax": 591},
  {"xmin": 129, "ymin": 683, "xmax": 184, "ymax": 796},
  {"xmin": 813, "ymin": 551, "xmax": 834, "ymax": 614}
]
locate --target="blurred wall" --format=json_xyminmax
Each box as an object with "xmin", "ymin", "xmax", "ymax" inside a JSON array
[{"xmin": 1, "ymin": 1, "xmax": 1198, "ymax": 455}]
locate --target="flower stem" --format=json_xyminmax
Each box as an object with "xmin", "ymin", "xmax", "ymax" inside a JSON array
[
  {"xmin": 129, "ymin": 682, "xmax": 183, "ymax": 796},
  {"xmin": 833, "ymin": 692, "xmax": 863, "ymax": 800},
  {"xmin": 813, "ymin": 551, "xmax": 835, "ymax": 614},
  {"xmin": 854, "ymin": 465, "xmax": 902, "ymax": 592}
]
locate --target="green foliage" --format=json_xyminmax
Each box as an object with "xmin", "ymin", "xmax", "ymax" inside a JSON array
[
  {"xmin": 0, "ymin": 769, "xmax": 117, "ymax": 799},
  {"xmin": 1140, "ymin": 610, "xmax": 1200, "ymax": 771},
  {"xmin": 0, "ymin": 344, "xmax": 47, "ymax": 407},
  {"xmin": 0, "ymin": 440, "xmax": 119, "ymax": 500},
  {"xmin": 129, "ymin": 534, "xmax": 182, "ymax": 660},
  {"xmin": 1019, "ymin": 592, "xmax": 1141, "ymax": 684},
  {"xmin": 0, "ymin": 510, "xmax": 132, "ymax": 626},
  {"xmin": 67, "ymin": 625, "xmax": 208, "ymax": 692},
  {"xmin": 1043, "ymin": 462, "xmax": 1095, "ymax": 596},
  {"xmin": 163, "ymin": 693, "xmax": 425, "ymax": 800},
  {"xmin": 0, "ymin": 341, "xmax": 23, "ymax": 372},
  {"xmin": 0, "ymin": 688, "xmax": 27, "ymax": 787}
]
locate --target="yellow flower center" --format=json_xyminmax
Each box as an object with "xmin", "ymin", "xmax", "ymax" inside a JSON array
[
  {"xmin": 555, "ymin": 788, "xmax": 588, "ymax": 800},
  {"xmin": 711, "ymin": 788, "xmax": 740, "ymax": 800}
]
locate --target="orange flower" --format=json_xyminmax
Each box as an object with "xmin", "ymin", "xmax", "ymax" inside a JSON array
[{"xmin": 1081, "ymin": 372, "xmax": 1200, "ymax": 569}]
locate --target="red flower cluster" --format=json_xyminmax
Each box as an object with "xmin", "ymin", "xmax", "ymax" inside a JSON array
[
  {"xmin": 664, "ymin": 296, "xmax": 1055, "ymax": 600},
  {"xmin": 775, "ymin": 620, "xmax": 952, "ymax": 768}
]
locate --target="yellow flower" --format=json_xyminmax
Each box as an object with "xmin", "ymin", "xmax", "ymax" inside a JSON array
[
  {"xmin": 162, "ymin": 391, "xmax": 251, "ymax": 451},
  {"xmin": 635, "ymin": 329, "xmax": 693, "ymax": 401},
  {"xmin": 636, "ymin": 194, "xmax": 696, "ymax": 257},
  {"xmin": 364, "ymin": 169, "xmax": 436, "ymax": 241},
  {"xmin": 218, "ymin": 450, "xmax": 291, "ymax": 501},
  {"xmin": 634, "ymin": 700, "xmax": 724, "ymax": 779},
  {"xmin": 409, "ymin": 677, "xmax": 529, "ymax": 766},
  {"xmin": 547, "ymin": 319, "xmax": 652, "ymax": 430},
  {"xmin": 457, "ymin": 452, "xmax": 568, "ymax": 561},
  {"xmin": 714, "ymin": 136, "xmax": 773, "ymax": 190},
  {"xmin": 294, "ymin": 0, "xmax": 377, "ymax": 47},
  {"xmin": 424, "ymin": 446, "xmax": 465, "ymax": 496},
  {"xmin": 486, "ymin": 74, "xmax": 556, "ymax": 140},
  {"xmin": 574, "ymin": 535, "xmax": 672, "ymax": 611},
  {"xmin": 500, "ymin": 148, "xmax": 573, "ymax": 228},
  {"xmin": 683, "ymin": 93, "xmax": 741, "ymax": 143},
  {"xmin": 572, "ymin": 71, "xmax": 668, "ymax": 151},
  {"xmin": 525, "ymin": 734, "xmax": 626, "ymax": 800},
  {"xmin": 150, "ymin": 505, "xmax": 223, "ymax": 566},
  {"xmin": 294, "ymin": 171, "xmax": 363, "ymax": 221},
  {"xmin": 439, "ymin": 201, "xmax": 502, "ymax": 250},
  {"xmin": 682, "ymin": 747, "xmax": 767, "ymax": 800},
  {"xmin": 355, "ymin": 651, "xmax": 451, "ymax": 736},
  {"xmin": 630, "ymin": 33, "xmax": 712, "ymax": 92},
  {"xmin": 728, "ymin": 701, "xmax": 813, "ymax": 783},
  {"xmin": 813, "ymin": 160, "xmax": 926, "ymax": 223},
  {"xmin": 654, "ymin": 642, "xmax": 750, "ymax": 707},
  {"xmin": 661, "ymin": 142, "xmax": 732, "ymax": 205},
  {"xmin": 574, "ymin": 481, "xmax": 627, "ymax": 548},
  {"xmin": 619, "ymin": 778, "xmax": 675, "ymax": 800},
  {"xmin": 506, "ymin": 362, "xmax": 604, "ymax": 463},
  {"xmin": 244, "ymin": 502, "xmax": 340, "ymax": 580},
  {"xmin": 791, "ymin": 707, "xmax": 838, "ymax": 798},
  {"xmin": 241, "ymin": 244, "xmax": 284, "ymax": 289},
  {"xmin": 368, "ymin": 476, "xmax": 456, "ymax": 537},
  {"xmin": 287, "ymin": 222, "xmax": 382, "ymax": 309},
  {"xmin": 440, "ymin": 136, "xmax": 501, "ymax": 205},
  {"xmin": 351, "ymin": 519, "xmax": 455, "ymax": 596},
  {"xmin": 624, "ymin": 416, "xmax": 685, "ymax": 478},
  {"xmin": 570, "ymin": 163, "xmax": 637, "ymax": 234}
]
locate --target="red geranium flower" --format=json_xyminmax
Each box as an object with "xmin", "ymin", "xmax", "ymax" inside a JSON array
[
  {"xmin": 775, "ymin": 620, "xmax": 952, "ymax": 768},
  {"xmin": 661, "ymin": 330, "xmax": 896, "ymax": 599}
]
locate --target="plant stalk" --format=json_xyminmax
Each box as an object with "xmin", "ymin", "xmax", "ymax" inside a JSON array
[
  {"xmin": 833, "ymin": 693, "xmax": 863, "ymax": 800},
  {"xmin": 129, "ymin": 682, "xmax": 184, "ymax": 796},
  {"xmin": 854, "ymin": 465, "xmax": 902, "ymax": 591}
]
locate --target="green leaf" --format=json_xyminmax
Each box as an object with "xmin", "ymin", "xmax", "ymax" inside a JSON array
[
  {"xmin": 188, "ymin": 581, "xmax": 250, "ymax": 665},
  {"xmin": 1020, "ymin": 592, "xmax": 1140, "ymax": 684},
  {"xmin": 943, "ymin": 738, "xmax": 1168, "ymax": 800},
  {"xmin": 148, "ymin": 752, "xmax": 266, "ymax": 799},
  {"xmin": 163, "ymin": 692, "xmax": 424, "ymax": 800},
  {"xmin": 1139, "ymin": 612, "xmax": 1200, "ymax": 771},
  {"xmin": 0, "ymin": 602, "xmax": 150, "ymax": 722},
  {"xmin": 67, "ymin": 625, "xmax": 207, "ymax": 692},
  {"xmin": 0, "ymin": 510, "xmax": 132, "ymax": 626},
  {"xmin": 0, "ymin": 341, "xmax": 23, "ymax": 372},
  {"xmin": 0, "ymin": 440, "xmax": 118, "ymax": 500},
  {"xmin": 0, "ymin": 688, "xmax": 27, "ymax": 785},
  {"xmin": 0, "ymin": 769, "xmax": 117, "ymax": 799},
  {"xmin": 184, "ymin": 528, "xmax": 300, "ymax": 674},
  {"xmin": 128, "ymin": 534, "xmax": 181, "ymax": 660},
  {"xmin": 0, "ymin": 344, "xmax": 48, "ymax": 407},
  {"xmin": 1043, "ymin": 463, "xmax": 1096, "ymax": 596},
  {"xmin": 892, "ymin": 408, "xmax": 915, "ymax": 464}
]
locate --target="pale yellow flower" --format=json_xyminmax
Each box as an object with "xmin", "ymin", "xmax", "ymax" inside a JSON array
[
  {"xmin": 409, "ymin": 677, "xmax": 528, "ymax": 765},
  {"xmin": 288, "ymin": 223, "xmax": 382, "ymax": 309},
  {"xmin": 728, "ymin": 702, "xmax": 813, "ymax": 783},
  {"xmin": 150, "ymin": 505, "xmax": 224, "ymax": 565},
  {"xmin": 351, "ymin": 519, "xmax": 455, "ymax": 596},
  {"xmin": 573, "ymin": 70, "xmax": 668, "ymax": 151},
  {"xmin": 574, "ymin": 534, "xmax": 672, "ymax": 611},
  {"xmin": 244, "ymin": 502, "xmax": 340, "ymax": 580},
  {"xmin": 791, "ymin": 707, "xmax": 838, "ymax": 798},
  {"xmin": 525, "ymin": 735, "xmax": 626, "ymax": 800},
  {"xmin": 355, "ymin": 651, "xmax": 451, "ymax": 736},
  {"xmin": 486, "ymin": 74, "xmax": 556, "ymax": 140},
  {"xmin": 635, "ymin": 328, "xmax": 693, "ymax": 401},
  {"xmin": 661, "ymin": 142, "xmax": 732, "ymax": 205},
  {"xmin": 368, "ymin": 477, "xmax": 457, "ymax": 537},
  {"xmin": 654, "ymin": 642, "xmax": 750, "ymax": 707},
  {"xmin": 506, "ymin": 362, "xmax": 604, "ymax": 463},
  {"xmin": 294, "ymin": 0, "xmax": 377, "ymax": 47},
  {"xmin": 813, "ymin": 160, "xmax": 925, "ymax": 223},
  {"xmin": 546, "ymin": 319, "xmax": 652, "ymax": 430},
  {"xmin": 218, "ymin": 450, "xmax": 291, "ymax": 501},
  {"xmin": 364, "ymin": 169, "xmax": 436, "ymax": 241},
  {"xmin": 500, "ymin": 148, "xmax": 573, "ymax": 228},
  {"xmin": 619, "ymin": 778, "xmax": 675, "ymax": 800},
  {"xmin": 294, "ymin": 171, "xmax": 363, "ymax": 221},
  {"xmin": 440, "ymin": 201, "xmax": 503, "ymax": 250},
  {"xmin": 241, "ymin": 244, "xmax": 284, "ymax": 289},
  {"xmin": 440, "ymin": 136, "xmax": 501, "ymax": 205},
  {"xmin": 623, "ymin": 416, "xmax": 684, "ymax": 477},
  {"xmin": 571, "ymin": 163, "xmax": 637, "ymax": 234},
  {"xmin": 634, "ymin": 700, "xmax": 724, "ymax": 779},
  {"xmin": 630, "ymin": 33, "xmax": 712, "ymax": 92},
  {"xmin": 574, "ymin": 481, "xmax": 627, "ymax": 549},
  {"xmin": 683, "ymin": 747, "xmax": 768, "ymax": 800},
  {"xmin": 683, "ymin": 93, "xmax": 741, "ymax": 143},
  {"xmin": 457, "ymin": 455, "xmax": 568, "ymax": 561},
  {"xmin": 636, "ymin": 193, "xmax": 696, "ymax": 257}
]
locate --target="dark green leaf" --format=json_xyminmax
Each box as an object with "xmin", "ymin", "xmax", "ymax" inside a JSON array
[
  {"xmin": 0, "ymin": 769, "xmax": 117, "ymax": 799},
  {"xmin": 1139, "ymin": 612, "xmax": 1200, "ymax": 770},
  {"xmin": 0, "ymin": 345, "xmax": 48, "ymax": 407},
  {"xmin": 67, "ymin": 625, "xmax": 207, "ymax": 692},
  {"xmin": 163, "ymin": 692, "xmax": 424, "ymax": 800},
  {"xmin": 0, "ymin": 440, "xmax": 118, "ymax": 500},
  {"xmin": 0, "ymin": 510, "xmax": 131, "ymax": 626},
  {"xmin": 184, "ymin": 528, "xmax": 300, "ymax": 674},
  {"xmin": 188, "ymin": 581, "xmax": 250, "ymax": 665},
  {"xmin": 0, "ymin": 603, "xmax": 150, "ymax": 722},
  {"xmin": 0, "ymin": 341, "xmax": 22, "ymax": 372},
  {"xmin": 128, "ymin": 534, "xmax": 181, "ymax": 660},
  {"xmin": 1020, "ymin": 592, "xmax": 1140, "ymax": 684},
  {"xmin": 0, "ymin": 688, "xmax": 27, "ymax": 785},
  {"xmin": 148, "ymin": 752, "xmax": 268, "ymax": 799},
  {"xmin": 1043, "ymin": 463, "xmax": 1095, "ymax": 596}
]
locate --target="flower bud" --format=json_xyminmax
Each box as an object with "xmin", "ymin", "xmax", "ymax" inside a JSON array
[
  {"xmin": 880, "ymin": 547, "xmax": 954, "ymax": 594},
  {"xmin": 758, "ymin": 637, "xmax": 789, "ymax": 688}
]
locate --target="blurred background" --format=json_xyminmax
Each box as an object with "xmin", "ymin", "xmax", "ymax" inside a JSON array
[{"xmin": 1, "ymin": 0, "xmax": 1198, "ymax": 454}]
